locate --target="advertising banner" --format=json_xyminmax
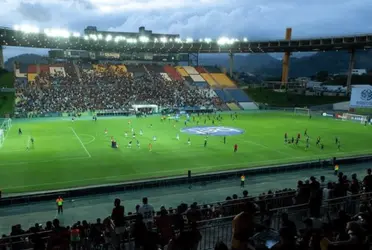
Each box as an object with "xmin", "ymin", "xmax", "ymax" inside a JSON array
[{"xmin": 350, "ymin": 87, "xmax": 372, "ymax": 108}]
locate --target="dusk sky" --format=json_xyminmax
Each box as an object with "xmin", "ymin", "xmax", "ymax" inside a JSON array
[{"xmin": 1, "ymin": 0, "xmax": 372, "ymax": 60}]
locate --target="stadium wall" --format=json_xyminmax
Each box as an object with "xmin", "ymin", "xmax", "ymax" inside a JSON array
[{"xmin": 1, "ymin": 155, "xmax": 372, "ymax": 206}]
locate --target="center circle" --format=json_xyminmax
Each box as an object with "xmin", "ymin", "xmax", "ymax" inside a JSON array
[{"xmin": 181, "ymin": 126, "xmax": 245, "ymax": 136}]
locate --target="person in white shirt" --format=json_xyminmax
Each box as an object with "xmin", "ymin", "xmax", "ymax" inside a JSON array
[{"xmin": 138, "ymin": 197, "xmax": 155, "ymax": 227}]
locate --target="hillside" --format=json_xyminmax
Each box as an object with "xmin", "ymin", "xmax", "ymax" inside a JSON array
[
  {"xmin": 4, "ymin": 54, "xmax": 48, "ymax": 71},
  {"xmin": 254, "ymin": 50, "xmax": 372, "ymax": 77}
]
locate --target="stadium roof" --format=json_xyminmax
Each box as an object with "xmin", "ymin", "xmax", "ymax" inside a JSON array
[{"xmin": 1, "ymin": 26, "xmax": 372, "ymax": 53}]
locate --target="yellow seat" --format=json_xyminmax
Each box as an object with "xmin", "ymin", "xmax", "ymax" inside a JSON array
[
  {"xmin": 176, "ymin": 67, "xmax": 189, "ymax": 77},
  {"xmin": 227, "ymin": 103, "xmax": 240, "ymax": 110},
  {"xmin": 201, "ymin": 73, "xmax": 218, "ymax": 87},
  {"xmin": 211, "ymin": 73, "xmax": 236, "ymax": 88}
]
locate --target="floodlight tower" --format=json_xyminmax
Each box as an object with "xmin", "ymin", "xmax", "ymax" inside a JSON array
[
  {"xmin": 281, "ymin": 28, "xmax": 292, "ymax": 86},
  {"xmin": 229, "ymin": 52, "xmax": 234, "ymax": 77},
  {"xmin": 346, "ymin": 49, "xmax": 356, "ymax": 95},
  {"xmin": 0, "ymin": 45, "xmax": 4, "ymax": 69}
]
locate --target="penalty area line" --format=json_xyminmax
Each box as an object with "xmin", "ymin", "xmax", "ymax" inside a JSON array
[{"xmin": 69, "ymin": 127, "xmax": 92, "ymax": 158}]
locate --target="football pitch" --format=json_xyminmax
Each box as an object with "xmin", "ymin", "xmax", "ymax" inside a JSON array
[{"xmin": 1, "ymin": 112, "xmax": 371, "ymax": 194}]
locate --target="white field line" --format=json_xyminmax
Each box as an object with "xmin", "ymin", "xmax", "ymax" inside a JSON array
[
  {"xmin": 69, "ymin": 127, "xmax": 92, "ymax": 158},
  {"xmin": 3, "ymin": 149, "xmax": 372, "ymax": 191}
]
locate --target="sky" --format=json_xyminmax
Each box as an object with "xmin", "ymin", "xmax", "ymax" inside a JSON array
[{"xmin": 1, "ymin": 0, "xmax": 372, "ymax": 61}]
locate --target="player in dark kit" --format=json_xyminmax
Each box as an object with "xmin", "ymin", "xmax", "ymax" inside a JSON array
[
  {"xmin": 284, "ymin": 133, "xmax": 288, "ymax": 143},
  {"xmin": 304, "ymin": 129, "xmax": 308, "ymax": 136},
  {"xmin": 335, "ymin": 137, "xmax": 339, "ymax": 145},
  {"xmin": 291, "ymin": 137, "xmax": 294, "ymax": 144},
  {"xmin": 224, "ymin": 136, "xmax": 226, "ymax": 144},
  {"xmin": 295, "ymin": 138, "xmax": 299, "ymax": 145},
  {"xmin": 18, "ymin": 128, "xmax": 22, "ymax": 135},
  {"xmin": 234, "ymin": 144, "xmax": 238, "ymax": 152},
  {"xmin": 316, "ymin": 136, "xmax": 321, "ymax": 146},
  {"xmin": 320, "ymin": 144, "xmax": 324, "ymax": 150},
  {"xmin": 204, "ymin": 138, "xmax": 207, "ymax": 147}
]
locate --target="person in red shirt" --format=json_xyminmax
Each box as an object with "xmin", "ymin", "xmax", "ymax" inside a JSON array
[
  {"xmin": 234, "ymin": 144, "xmax": 238, "ymax": 152},
  {"xmin": 156, "ymin": 207, "xmax": 174, "ymax": 247},
  {"xmin": 111, "ymin": 198, "xmax": 125, "ymax": 227}
]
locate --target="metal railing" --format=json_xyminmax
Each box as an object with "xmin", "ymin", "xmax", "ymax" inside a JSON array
[{"xmin": 1, "ymin": 191, "xmax": 370, "ymax": 250}]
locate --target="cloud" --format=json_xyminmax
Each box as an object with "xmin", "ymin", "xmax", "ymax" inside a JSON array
[
  {"xmin": 17, "ymin": 2, "xmax": 52, "ymax": 22},
  {"xmin": 1, "ymin": 0, "xmax": 372, "ymax": 59}
]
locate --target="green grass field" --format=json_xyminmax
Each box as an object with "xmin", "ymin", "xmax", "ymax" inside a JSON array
[{"xmin": 1, "ymin": 112, "xmax": 372, "ymax": 194}]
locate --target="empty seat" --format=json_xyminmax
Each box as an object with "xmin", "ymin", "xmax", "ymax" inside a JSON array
[
  {"xmin": 214, "ymin": 89, "xmax": 232, "ymax": 102},
  {"xmin": 176, "ymin": 67, "xmax": 189, "ymax": 77},
  {"xmin": 183, "ymin": 66, "xmax": 199, "ymax": 75},
  {"xmin": 226, "ymin": 89, "xmax": 251, "ymax": 102},
  {"xmin": 204, "ymin": 66, "xmax": 221, "ymax": 73},
  {"xmin": 201, "ymin": 73, "xmax": 218, "ymax": 87},
  {"xmin": 227, "ymin": 103, "xmax": 241, "ymax": 110},
  {"xmin": 195, "ymin": 66, "xmax": 208, "ymax": 74},
  {"xmin": 210, "ymin": 73, "xmax": 236, "ymax": 88},
  {"xmin": 163, "ymin": 65, "xmax": 183, "ymax": 81}
]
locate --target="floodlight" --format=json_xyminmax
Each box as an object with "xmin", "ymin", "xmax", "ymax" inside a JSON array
[
  {"xmin": 243, "ymin": 37, "xmax": 248, "ymax": 42},
  {"xmin": 217, "ymin": 37, "xmax": 234, "ymax": 45},
  {"xmin": 16, "ymin": 24, "xmax": 39, "ymax": 33},
  {"xmin": 160, "ymin": 37, "xmax": 167, "ymax": 43},
  {"xmin": 154, "ymin": 38, "xmax": 158, "ymax": 43},
  {"xmin": 97, "ymin": 34, "xmax": 103, "ymax": 40},
  {"xmin": 139, "ymin": 36, "xmax": 149, "ymax": 43},
  {"xmin": 199, "ymin": 39, "xmax": 203, "ymax": 42},
  {"xmin": 127, "ymin": 38, "xmax": 137, "ymax": 43},
  {"xmin": 89, "ymin": 34, "xmax": 97, "ymax": 41},
  {"xmin": 204, "ymin": 38, "xmax": 212, "ymax": 43},
  {"xmin": 169, "ymin": 38, "xmax": 173, "ymax": 42},
  {"xmin": 44, "ymin": 28, "xmax": 70, "ymax": 38},
  {"xmin": 84, "ymin": 35, "xmax": 89, "ymax": 40},
  {"xmin": 105, "ymin": 35, "xmax": 112, "ymax": 41},
  {"xmin": 175, "ymin": 38, "xmax": 182, "ymax": 43},
  {"xmin": 186, "ymin": 38, "xmax": 193, "ymax": 43},
  {"xmin": 72, "ymin": 32, "xmax": 80, "ymax": 38}
]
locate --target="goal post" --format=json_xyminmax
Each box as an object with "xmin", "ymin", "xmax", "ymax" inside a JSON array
[
  {"xmin": 0, "ymin": 118, "xmax": 12, "ymax": 148},
  {"xmin": 294, "ymin": 107, "xmax": 310, "ymax": 116}
]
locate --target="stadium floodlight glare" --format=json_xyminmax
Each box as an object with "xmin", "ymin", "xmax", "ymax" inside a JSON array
[
  {"xmin": 127, "ymin": 38, "xmax": 137, "ymax": 43},
  {"xmin": 139, "ymin": 36, "xmax": 150, "ymax": 43},
  {"xmin": 72, "ymin": 32, "xmax": 80, "ymax": 38},
  {"xmin": 199, "ymin": 39, "xmax": 203, "ymax": 42},
  {"xmin": 154, "ymin": 38, "xmax": 158, "ymax": 43},
  {"xmin": 175, "ymin": 38, "xmax": 182, "ymax": 43},
  {"xmin": 243, "ymin": 37, "xmax": 248, "ymax": 42},
  {"xmin": 97, "ymin": 34, "xmax": 103, "ymax": 40},
  {"xmin": 84, "ymin": 35, "xmax": 89, "ymax": 40},
  {"xmin": 204, "ymin": 38, "xmax": 212, "ymax": 43},
  {"xmin": 160, "ymin": 37, "xmax": 168, "ymax": 43},
  {"xmin": 89, "ymin": 34, "xmax": 98, "ymax": 41},
  {"xmin": 105, "ymin": 34, "xmax": 112, "ymax": 41},
  {"xmin": 14, "ymin": 24, "xmax": 39, "ymax": 34},
  {"xmin": 186, "ymin": 38, "xmax": 193, "ymax": 43},
  {"xmin": 44, "ymin": 28, "xmax": 70, "ymax": 38},
  {"xmin": 217, "ymin": 37, "xmax": 235, "ymax": 45}
]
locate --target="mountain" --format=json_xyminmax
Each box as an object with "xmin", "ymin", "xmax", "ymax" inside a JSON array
[
  {"xmin": 255, "ymin": 50, "xmax": 372, "ymax": 77},
  {"xmin": 4, "ymin": 54, "xmax": 49, "ymax": 71},
  {"xmin": 198, "ymin": 53, "xmax": 278, "ymax": 72}
]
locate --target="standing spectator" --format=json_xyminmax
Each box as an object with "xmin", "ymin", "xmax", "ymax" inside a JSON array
[
  {"xmin": 138, "ymin": 197, "xmax": 155, "ymax": 228},
  {"xmin": 156, "ymin": 207, "xmax": 173, "ymax": 248},
  {"xmin": 46, "ymin": 219, "xmax": 69, "ymax": 250},
  {"xmin": 350, "ymin": 173, "xmax": 360, "ymax": 194},
  {"xmin": 231, "ymin": 201, "xmax": 256, "ymax": 250},
  {"xmin": 111, "ymin": 198, "xmax": 125, "ymax": 227},
  {"xmin": 363, "ymin": 168, "xmax": 372, "ymax": 192},
  {"xmin": 56, "ymin": 196, "xmax": 64, "ymax": 214},
  {"xmin": 309, "ymin": 176, "xmax": 321, "ymax": 218}
]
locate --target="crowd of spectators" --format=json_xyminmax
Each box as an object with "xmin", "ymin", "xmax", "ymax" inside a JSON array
[
  {"xmin": 2, "ymin": 168, "xmax": 372, "ymax": 250},
  {"xmin": 15, "ymin": 63, "xmax": 214, "ymax": 115}
]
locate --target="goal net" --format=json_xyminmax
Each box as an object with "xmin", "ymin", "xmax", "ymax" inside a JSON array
[
  {"xmin": 294, "ymin": 108, "xmax": 310, "ymax": 116},
  {"xmin": 341, "ymin": 113, "xmax": 368, "ymax": 123},
  {"xmin": 0, "ymin": 118, "xmax": 12, "ymax": 148}
]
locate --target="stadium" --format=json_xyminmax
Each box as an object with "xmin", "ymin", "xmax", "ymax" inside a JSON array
[{"xmin": 0, "ymin": 23, "xmax": 372, "ymax": 250}]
